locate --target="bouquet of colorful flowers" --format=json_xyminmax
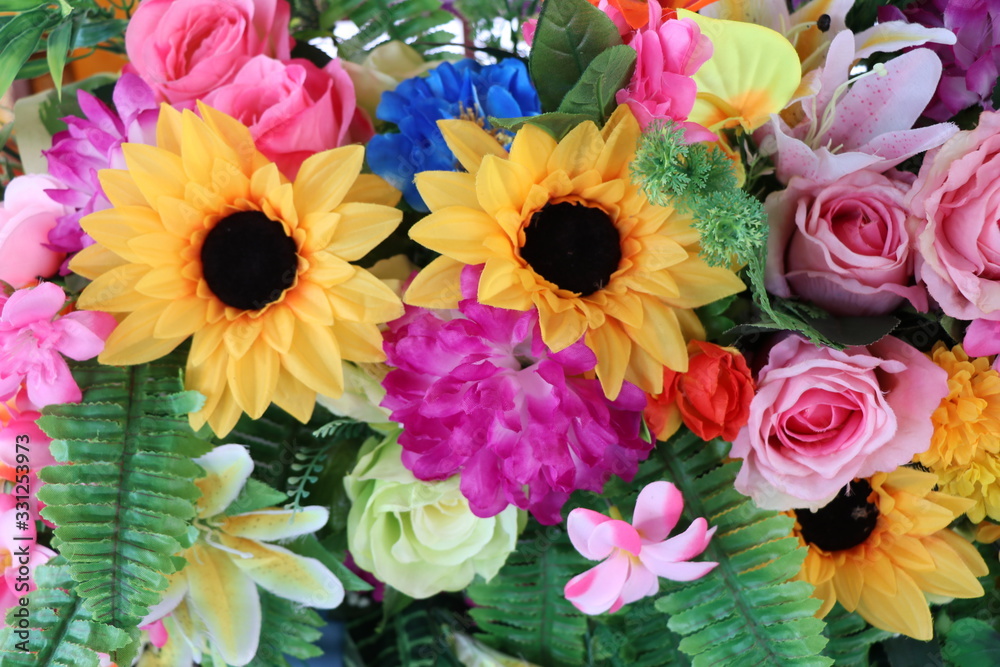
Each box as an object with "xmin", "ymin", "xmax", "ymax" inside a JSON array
[{"xmin": 1, "ymin": 0, "xmax": 1000, "ymax": 664}]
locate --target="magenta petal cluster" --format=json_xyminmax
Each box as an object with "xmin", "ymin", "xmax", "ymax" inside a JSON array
[
  {"xmin": 564, "ymin": 481, "xmax": 717, "ymax": 615},
  {"xmin": 616, "ymin": 16, "xmax": 716, "ymax": 141},
  {"xmin": 43, "ymin": 73, "xmax": 159, "ymax": 260},
  {"xmin": 381, "ymin": 267, "xmax": 652, "ymax": 525},
  {"xmin": 732, "ymin": 334, "xmax": 949, "ymax": 511},
  {"xmin": 0, "ymin": 283, "xmax": 117, "ymax": 409}
]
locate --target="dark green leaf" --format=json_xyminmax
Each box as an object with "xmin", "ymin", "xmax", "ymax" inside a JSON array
[
  {"xmin": 71, "ymin": 17, "xmax": 128, "ymax": 48},
  {"xmin": 528, "ymin": 0, "xmax": 623, "ymax": 111},
  {"xmin": 225, "ymin": 476, "xmax": 289, "ymax": 515},
  {"xmin": 557, "ymin": 44, "xmax": 635, "ymax": 124},
  {"xmin": 45, "ymin": 18, "xmax": 74, "ymax": 95},
  {"xmin": 490, "ymin": 111, "xmax": 595, "ymax": 139},
  {"xmin": 942, "ymin": 619, "xmax": 1000, "ymax": 667},
  {"xmin": 0, "ymin": 8, "xmax": 56, "ymax": 99}
]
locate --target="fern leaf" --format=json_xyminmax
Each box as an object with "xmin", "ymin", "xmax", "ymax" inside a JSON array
[
  {"xmin": 246, "ymin": 590, "xmax": 326, "ymax": 667},
  {"xmin": 364, "ymin": 604, "xmax": 462, "ymax": 666},
  {"xmin": 590, "ymin": 598, "xmax": 690, "ymax": 667},
  {"xmin": 327, "ymin": 0, "xmax": 456, "ymax": 61},
  {"xmin": 35, "ymin": 353, "xmax": 210, "ymax": 660},
  {"xmin": 653, "ymin": 433, "xmax": 832, "ymax": 667},
  {"xmin": 467, "ymin": 531, "xmax": 589, "ymax": 667},
  {"xmin": 820, "ymin": 605, "xmax": 892, "ymax": 666},
  {"xmin": 0, "ymin": 559, "xmax": 134, "ymax": 666}
]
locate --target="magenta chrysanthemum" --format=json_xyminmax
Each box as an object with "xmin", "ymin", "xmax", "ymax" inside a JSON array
[
  {"xmin": 42, "ymin": 73, "xmax": 158, "ymax": 261},
  {"xmin": 381, "ymin": 267, "xmax": 652, "ymax": 525}
]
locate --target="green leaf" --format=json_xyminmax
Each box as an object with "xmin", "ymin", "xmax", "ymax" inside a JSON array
[
  {"xmin": 0, "ymin": 0, "xmax": 50, "ymax": 9},
  {"xmin": 557, "ymin": 44, "xmax": 635, "ymax": 125},
  {"xmin": 225, "ymin": 477, "xmax": 289, "ymax": 515},
  {"xmin": 590, "ymin": 597, "xmax": 690, "ymax": 666},
  {"xmin": 654, "ymin": 433, "xmax": 832, "ymax": 666},
  {"xmin": 0, "ymin": 559, "xmax": 136, "ymax": 666},
  {"xmin": 287, "ymin": 534, "xmax": 374, "ymax": 593},
  {"xmin": 528, "ymin": 0, "xmax": 623, "ymax": 111},
  {"xmin": 942, "ymin": 619, "xmax": 1000, "ymax": 667},
  {"xmin": 246, "ymin": 590, "xmax": 326, "ymax": 667},
  {"xmin": 0, "ymin": 8, "xmax": 57, "ymax": 100},
  {"xmin": 467, "ymin": 528, "xmax": 589, "ymax": 667},
  {"xmin": 35, "ymin": 352, "xmax": 211, "ymax": 661},
  {"xmin": 324, "ymin": 0, "xmax": 456, "ymax": 61},
  {"xmin": 72, "ymin": 17, "xmax": 129, "ymax": 49},
  {"xmin": 820, "ymin": 604, "xmax": 892, "ymax": 666},
  {"xmin": 45, "ymin": 19, "xmax": 74, "ymax": 95},
  {"xmin": 352, "ymin": 603, "xmax": 463, "ymax": 667},
  {"xmin": 490, "ymin": 112, "xmax": 595, "ymax": 139}
]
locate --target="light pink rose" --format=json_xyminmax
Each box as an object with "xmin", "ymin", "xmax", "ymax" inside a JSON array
[
  {"xmin": 0, "ymin": 175, "xmax": 70, "ymax": 288},
  {"xmin": 731, "ymin": 335, "xmax": 948, "ymax": 511},
  {"xmin": 765, "ymin": 169, "xmax": 927, "ymax": 316},
  {"xmin": 124, "ymin": 0, "xmax": 292, "ymax": 105},
  {"xmin": 910, "ymin": 110, "xmax": 1000, "ymax": 322},
  {"xmin": 202, "ymin": 55, "xmax": 372, "ymax": 178},
  {"xmin": 615, "ymin": 17, "xmax": 716, "ymax": 142}
]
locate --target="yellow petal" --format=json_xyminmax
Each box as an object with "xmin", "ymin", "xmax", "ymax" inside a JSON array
[
  {"xmin": 187, "ymin": 342, "xmax": 228, "ymax": 430},
  {"xmin": 596, "ymin": 105, "xmax": 642, "ymax": 180},
  {"xmin": 293, "ymin": 145, "xmax": 365, "ymax": 216},
  {"xmin": 403, "ymin": 255, "xmax": 465, "ymax": 309},
  {"xmin": 82, "ymin": 206, "xmax": 165, "ymax": 263},
  {"xmin": 332, "ymin": 319, "xmax": 386, "ymax": 363},
  {"xmin": 195, "ymin": 444, "xmax": 255, "ymax": 518},
  {"xmin": 196, "ymin": 102, "xmax": 269, "ymax": 175},
  {"xmin": 905, "ymin": 535, "xmax": 986, "ymax": 599},
  {"xmin": 190, "ymin": 320, "xmax": 228, "ymax": 367},
  {"xmin": 77, "ymin": 264, "xmax": 150, "ymax": 312},
  {"xmin": 185, "ymin": 544, "xmax": 261, "ymax": 665},
  {"xmin": 476, "ymin": 156, "xmax": 533, "ymax": 220},
  {"xmin": 218, "ymin": 536, "xmax": 344, "ymax": 609},
  {"xmin": 547, "ymin": 121, "xmax": 602, "ymax": 179},
  {"xmin": 508, "ymin": 122, "xmax": 558, "ymax": 183},
  {"xmin": 285, "ymin": 280, "xmax": 335, "ymax": 326},
  {"xmin": 438, "ymin": 119, "xmax": 507, "ymax": 174},
  {"xmin": 854, "ymin": 570, "xmax": 933, "ymax": 640},
  {"xmin": 260, "ymin": 303, "xmax": 296, "ymax": 355},
  {"xmin": 327, "ymin": 202, "xmax": 402, "ymax": 261},
  {"xmin": 181, "ymin": 109, "xmax": 243, "ymax": 185},
  {"xmin": 623, "ymin": 298, "xmax": 688, "ymax": 371},
  {"xmin": 343, "ymin": 173, "xmax": 401, "ymax": 207},
  {"xmin": 207, "ymin": 387, "xmax": 245, "ymax": 437},
  {"xmin": 69, "ymin": 243, "xmax": 129, "ymax": 279},
  {"xmin": 409, "ymin": 206, "xmax": 509, "ymax": 265},
  {"xmin": 271, "ymin": 369, "xmax": 316, "ymax": 423},
  {"xmin": 415, "ymin": 170, "xmax": 480, "ymax": 212},
  {"xmin": 99, "ymin": 305, "xmax": 187, "ymax": 366},
  {"xmin": 99, "ymin": 168, "xmax": 148, "ymax": 208},
  {"xmin": 536, "ymin": 301, "xmax": 588, "ymax": 353},
  {"xmin": 228, "ymin": 339, "xmax": 280, "ymax": 419},
  {"xmin": 478, "ymin": 259, "xmax": 533, "ymax": 311},
  {"xmin": 625, "ymin": 343, "xmax": 665, "ymax": 395},
  {"xmin": 221, "ymin": 506, "xmax": 329, "ymax": 541},
  {"xmin": 154, "ymin": 296, "xmax": 210, "ymax": 339},
  {"xmin": 328, "ymin": 269, "xmax": 404, "ymax": 323},
  {"xmin": 684, "ymin": 9, "xmax": 801, "ymax": 133},
  {"xmin": 661, "ymin": 257, "xmax": 747, "ymax": 308},
  {"xmin": 122, "ymin": 143, "xmax": 189, "ymax": 205},
  {"xmin": 587, "ymin": 321, "xmax": 632, "ymax": 400},
  {"xmin": 281, "ymin": 322, "xmax": 345, "ymax": 397}
]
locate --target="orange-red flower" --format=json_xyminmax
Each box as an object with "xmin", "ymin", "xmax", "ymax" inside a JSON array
[{"xmin": 645, "ymin": 340, "xmax": 753, "ymax": 442}]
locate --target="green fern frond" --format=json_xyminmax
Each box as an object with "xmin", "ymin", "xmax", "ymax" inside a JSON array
[
  {"xmin": 246, "ymin": 590, "xmax": 326, "ymax": 667},
  {"xmin": 369, "ymin": 605, "xmax": 463, "ymax": 666},
  {"xmin": 654, "ymin": 433, "xmax": 832, "ymax": 666},
  {"xmin": 820, "ymin": 604, "xmax": 892, "ymax": 666},
  {"xmin": 590, "ymin": 598, "xmax": 690, "ymax": 667},
  {"xmin": 35, "ymin": 353, "xmax": 211, "ymax": 662},
  {"xmin": 323, "ymin": 0, "xmax": 456, "ymax": 61},
  {"xmin": 467, "ymin": 530, "xmax": 589, "ymax": 667},
  {"xmin": 0, "ymin": 559, "xmax": 134, "ymax": 666}
]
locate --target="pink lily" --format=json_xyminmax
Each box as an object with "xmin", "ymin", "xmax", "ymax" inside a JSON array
[
  {"xmin": 564, "ymin": 481, "xmax": 717, "ymax": 615},
  {"xmin": 758, "ymin": 30, "xmax": 958, "ymax": 185}
]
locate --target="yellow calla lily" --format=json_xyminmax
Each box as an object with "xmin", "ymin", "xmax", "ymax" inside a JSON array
[{"xmin": 683, "ymin": 8, "xmax": 801, "ymax": 134}]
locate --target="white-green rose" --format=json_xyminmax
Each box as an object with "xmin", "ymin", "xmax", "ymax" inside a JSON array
[{"xmin": 345, "ymin": 431, "xmax": 522, "ymax": 599}]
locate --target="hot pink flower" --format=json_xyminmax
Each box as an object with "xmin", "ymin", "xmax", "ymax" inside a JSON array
[
  {"xmin": 0, "ymin": 174, "xmax": 71, "ymax": 288},
  {"xmin": 124, "ymin": 0, "xmax": 293, "ymax": 105},
  {"xmin": 732, "ymin": 334, "xmax": 949, "ymax": 511},
  {"xmin": 0, "ymin": 283, "xmax": 116, "ymax": 409},
  {"xmin": 616, "ymin": 16, "xmax": 715, "ymax": 141},
  {"xmin": 564, "ymin": 481, "xmax": 717, "ymax": 615},
  {"xmin": 202, "ymin": 55, "xmax": 372, "ymax": 179}
]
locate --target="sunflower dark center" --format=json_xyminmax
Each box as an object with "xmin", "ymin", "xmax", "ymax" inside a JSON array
[
  {"xmin": 795, "ymin": 480, "xmax": 879, "ymax": 552},
  {"xmin": 201, "ymin": 211, "xmax": 298, "ymax": 311},
  {"xmin": 519, "ymin": 202, "xmax": 621, "ymax": 296}
]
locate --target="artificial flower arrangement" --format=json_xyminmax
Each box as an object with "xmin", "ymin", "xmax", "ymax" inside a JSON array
[{"xmin": 1, "ymin": 0, "xmax": 999, "ymax": 664}]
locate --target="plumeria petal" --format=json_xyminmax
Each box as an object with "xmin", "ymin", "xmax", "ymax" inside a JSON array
[
  {"xmin": 640, "ymin": 519, "xmax": 716, "ymax": 567},
  {"xmin": 564, "ymin": 552, "xmax": 631, "ymax": 615},
  {"xmin": 631, "ymin": 481, "xmax": 684, "ymax": 542},
  {"xmin": 587, "ymin": 519, "xmax": 642, "ymax": 559},
  {"xmin": 220, "ymin": 506, "xmax": 329, "ymax": 541},
  {"xmin": 194, "ymin": 444, "xmax": 254, "ymax": 519},
  {"xmin": 567, "ymin": 508, "xmax": 613, "ymax": 560}
]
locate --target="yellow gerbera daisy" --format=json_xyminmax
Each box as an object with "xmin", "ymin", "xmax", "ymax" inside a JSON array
[
  {"xmin": 404, "ymin": 105, "xmax": 746, "ymax": 398},
  {"xmin": 71, "ymin": 102, "xmax": 404, "ymax": 436},
  {"xmin": 917, "ymin": 343, "xmax": 1000, "ymax": 523},
  {"xmin": 792, "ymin": 468, "xmax": 988, "ymax": 640}
]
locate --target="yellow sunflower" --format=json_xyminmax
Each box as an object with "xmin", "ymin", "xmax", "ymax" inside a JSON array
[
  {"xmin": 917, "ymin": 343, "xmax": 1000, "ymax": 523},
  {"xmin": 404, "ymin": 105, "xmax": 746, "ymax": 398},
  {"xmin": 71, "ymin": 102, "xmax": 404, "ymax": 436},
  {"xmin": 791, "ymin": 468, "xmax": 988, "ymax": 640}
]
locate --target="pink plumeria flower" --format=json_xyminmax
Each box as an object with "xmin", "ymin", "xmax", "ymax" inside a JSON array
[
  {"xmin": 0, "ymin": 282, "xmax": 116, "ymax": 409},
  {"xmin": 564, "ymin": 481, "xmax": 717, "ymax": 615}
]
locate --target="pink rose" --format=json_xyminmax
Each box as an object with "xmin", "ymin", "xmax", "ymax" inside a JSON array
[
  {"xmin": 731, "ymin": 335, "xmax": 948, "ymax": 511},
  {"xmin": 202, "ymin": 55, "xmax": 372, "ymax": 178},
  {"xmin": 766, "ymin": 169, "xmax": 927, "ymax": 316},
  {"xmin": 124, "ymin": 0, "xmax": 292, "ymax": 105},
  {"xmin": 0, "ymin": 175, "xmax": 70, "ymax": 288},
  {"xmin": 910, "ymin": 110, "xmax": 1000, "ymax": 322},
  {"xmin": 615, "ymin": 17, "xmax": 716, "ymax": 142}
]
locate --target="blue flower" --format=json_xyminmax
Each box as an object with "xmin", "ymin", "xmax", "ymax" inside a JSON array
[{"xmin": 366, "ymin": 58, "xmax": 542, "ymax": 211}]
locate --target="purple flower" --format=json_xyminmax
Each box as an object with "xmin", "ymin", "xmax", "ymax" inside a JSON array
[
  {"xmin": 42, "ymin": 73, "xmax": 158, "ymax": 262},
  {"xmin": 381, "ymin": 267, "xmax": 652, "ymax": 525},
  {"xmin": 881, "ymin": 0, "xmax": 1000, "ymax": 120}
]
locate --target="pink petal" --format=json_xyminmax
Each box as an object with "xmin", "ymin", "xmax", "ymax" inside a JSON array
[
  {"xmin": 616, "ymin": 561, "xmax": 659, "ymax": 608},
  {"xmin": 964, "ymin": 319, "xmax": 1000, "ymax": 357},
  {"xmin": 588, "ymin": 520, "xmax": 642, "ymax": 559},
  {"xmin": 564, "ymin": 553, "xmax": 630, "ymax": 615},
  {"xmin": 25, "ymin": 357, "xmax": 80, "ymax": 408},
  {"xmin": 640, "ymin": 519, "xmax": 716, "ymax": 571},
  {"xmin": 642, "ymin": 559, "xmax": 718, "ymax": 582},
  {"xmin": 53, "ymin": 317, "xmax": 109, "ymax": 360},
  {"xmin": 567, "ymin": 508, "xmax": 612, "ymax": 560},
  {"xmin": 1, "ymin": 283, "xmax": 66, "ymax": 328},
  {"xmin": 632, "ymin": 480, "xmax": 684, "ymax": 542}
]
